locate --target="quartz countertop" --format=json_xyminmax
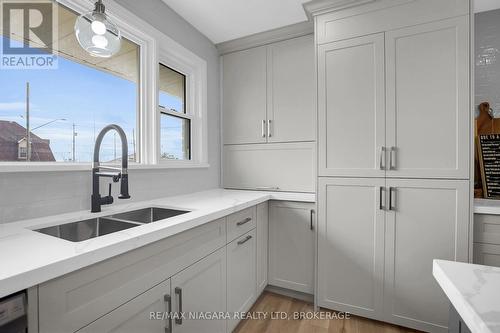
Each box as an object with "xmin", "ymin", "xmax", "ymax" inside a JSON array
[
  {"xmin": 475, "ymin": 198, "xmax": 500, "ymax": 215},
  {"xmin": 433, "ymin": 259, "xmax": 500, "ymax": 333},
  {"xmin": 0, "ymin": 189, "xmax": 314, "ymax": 298}
]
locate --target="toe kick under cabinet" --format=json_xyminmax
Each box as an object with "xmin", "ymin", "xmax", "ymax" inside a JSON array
[{"xmin": 37, "ymin": 204, "xmax": 268, "ymax": 333}]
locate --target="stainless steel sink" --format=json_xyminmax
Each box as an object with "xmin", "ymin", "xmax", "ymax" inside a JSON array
[
  {"xmin": 108, "ymin": 207, "xmax": 190, "ymax": 223},
  {"xmin": 35, "ymin": 217, "xmax": 139, "ymax": 242}
]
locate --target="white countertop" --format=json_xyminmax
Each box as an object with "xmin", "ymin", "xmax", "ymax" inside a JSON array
[
  {"xmin": 475, "ymin": 199, "xmax": 500, "ymax": 215},
  {"xmin": 433, "ymin": 259, "xmax": 500, "ymax": 333},
  {"xmin": 0, "ymin": 188, "xmax": 314, "ymax": 298}
]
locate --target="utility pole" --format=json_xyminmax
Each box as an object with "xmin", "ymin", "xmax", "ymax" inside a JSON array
[
  {"xmin": 72, "ymin": 123, "xmax": 77, "ymax": 162},
  {"xmin": 26, "ymin": 82, "xmax": 31, "ymax": 162},
  {"xmin": 132, "ymin": 128, "xmax": 136, "ymax": 161}
]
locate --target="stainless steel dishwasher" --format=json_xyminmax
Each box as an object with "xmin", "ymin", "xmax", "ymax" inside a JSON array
[{"xmin": 0, "ymin": 291, "xmax": 27, "ymax": 333}]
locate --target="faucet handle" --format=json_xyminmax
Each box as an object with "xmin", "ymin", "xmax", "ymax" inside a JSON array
[{"xmin": 108, "ymin": 183, "xmax": 112, "ymax": 197}]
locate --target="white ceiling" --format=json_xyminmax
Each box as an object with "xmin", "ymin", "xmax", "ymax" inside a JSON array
[
  {"xmin": 161, "ymin": 0, "xmax": 310, "ymax": 44},
  {"xmin": 475, "ymin": 0, "xmax": 500, "ymax": 13}
]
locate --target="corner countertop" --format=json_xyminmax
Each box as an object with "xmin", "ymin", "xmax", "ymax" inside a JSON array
[
  {"xmin": 475, "ymin": 198, "xmax": 500, "ymax": 215},
  {"xmin": 0, "ymin": 189, "xmax": 314, "ymax": 298},
  {"xmin": 433, "ymin": 259, "xmax": 500, "ymax": 333}
]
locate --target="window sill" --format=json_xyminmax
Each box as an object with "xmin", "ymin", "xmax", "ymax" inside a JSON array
[{"xmin": 0, "ymin": 162, "xmax": 210, "ymax": 173}]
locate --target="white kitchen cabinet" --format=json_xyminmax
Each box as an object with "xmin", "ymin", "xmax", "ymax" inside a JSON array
[
  {"xmin": 227, "ymin": 229, "xmax": 257, "ymax": 332},
  {"xmin": 318, "ymin": 33, "xmax": 386, "ymax": 178},
  {"xmin": 473, "ymin": 243, "xmax": 500, "ymax": 267},
  {"xmin": 267, "ymin": 35, "xmax": 315, "ymax": 143},
  {"xmin": 317, "ymin": 178, "xmax": 385, "ymax": 319},
  {"xmin": 171, "ymin": 247, "xmax": 227, "ymax": 333},
  {"xmin": 256, "ymin": 202, "xmax": 269, "ymax": 293},
  {"xmin": 38, "ymin": 219, "xmax": 226, "ymax": 333},
  {"xmin": 384, "ymin": 179, "xmax": 469, "ymax": 332},
  {"xmin": 78, "ymin": 279, "xmax": 171, "ymax": 333},
  {"xmin": 222, "ymin": 35, "xmax": 315, "ymax": 145},
  {"xmin": 223, "ymin": 46, "xmax": 267, "ymax": 145},
  {"xmin": 385, "ymin": 16, "xmax": 469, "ymax": 179},
  {"xmin": 268, "ymin": 201, "xmax": 315, "ymax": 294}
]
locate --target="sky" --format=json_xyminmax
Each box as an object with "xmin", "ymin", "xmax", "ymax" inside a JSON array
[{"xmin": 0, "ymin": 36, "xmax": 186, "ymax": 162}]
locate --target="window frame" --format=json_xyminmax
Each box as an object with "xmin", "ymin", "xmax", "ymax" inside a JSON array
[{"xmin": 0, "ymin": 0, "xmax": 208, "ymax": 172}]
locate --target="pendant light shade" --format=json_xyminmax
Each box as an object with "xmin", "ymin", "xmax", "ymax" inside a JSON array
[{"xmin": 74, "ymin": 0, "xmax": 121, "ymax": 58}]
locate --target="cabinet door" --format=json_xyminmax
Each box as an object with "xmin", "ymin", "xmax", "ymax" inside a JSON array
[
  {"xmin": 78, "ymin": 279, "xmax": 171, "ymax": 333},
  {"xmin": 268, "ymin": 201, "xmax": 315, "ymax": 294},
  {"xmin": 384, "ymin": 179, "xmax": 469, "ymax": 332},
  {"xmin": 385, "ymin": 16, "xmax": 469, "ymax": 179},
  {"xmin": 223, "ymin": 46, "xmax": 267, "ymax": 144},
  {"xmin": 227, "ymin": 229, "xmax": 257, "ymax": 332},
  {"xmin": 473, "ymin": 243, "xmax": 500, "ymax": 267},
  {"xmin": 171, "ymin": 248, "xmax": 226, "ymax": 333},
  {"xmin": 267, "ymin": 35, "xmax": 315, "ymax": 143},
  {"xmin": 318, "ymin": 33, "xmax": 386, "ymax": 177},
  {"xmin": 317, "ymin": 178, "xmax": 385, "ymax": 319},
  {"xmin": 256, "ymin": 202, "xmax": 269, "ymax": 293}
]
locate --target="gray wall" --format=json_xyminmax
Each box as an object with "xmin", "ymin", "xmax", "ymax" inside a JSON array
[
  {"xmin": 0, "ymin": 0, "xmax": 220, "ymax": 224},
  {"xmin": 475, "ymin": 9, "xmax": 500, "ymax": 113}
]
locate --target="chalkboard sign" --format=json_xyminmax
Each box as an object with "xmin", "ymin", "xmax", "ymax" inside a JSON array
[{"xmin": 478, "ymin": 134, "xmax": 500, "ymax": 198}]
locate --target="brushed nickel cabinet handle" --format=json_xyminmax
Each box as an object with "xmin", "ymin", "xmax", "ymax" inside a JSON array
[
  {"xmin": 164, "ymin": 294, "xmax": 172, "ymax": 333},
  {"xmin": 380, "ymin": 147, "xmax": 386, "ymax": 170},
  {"xmin": 261, "ymin": 120, "xmax": 266, "ymax": 138},
  {"xmin": 174, "ymin": 287, "xmax": 182, "ymax": 325},
  {"xmin": 237, "ymin": 235, "xmax": 252, "ymax": 245},
  {"xmin": 236, "ymin": 217, "xmax": 252, "ymax": 226},
  {"xmin": 379, "ymin": 187, "xmax": 385, "ymax": 211},
  {"xmin": 389, "ymin": 187, "xmax": 396, "ymax": 211},
  {"xmin": 389, "ymin": 147, "xmax": 397, "ymax": 170},
  {"xmin": 267, "ymin": 119, "xmax": 272, "ymax": 138},
  {"xmin": 310, "ymin": 209, "xmax": 315, "ymax": 230}
]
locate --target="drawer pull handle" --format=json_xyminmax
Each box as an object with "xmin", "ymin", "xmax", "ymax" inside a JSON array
[
  {"xmin": 237, "ymin": 235, "xmax": 252, "ymax": 245},
  {"xmin": 164, "ymin": 294, "xmax": 172, "ymax": 333},
  {"xmin": 236, "ymin": 217, "xmax": 252, "ymax": 226},
  {"xmin": 379, "ymin": 147, "xmax": 386, "ymax": 170},
  {"xmin": 389, "ymin": 187, "xmax": 396, "ymax": 211},
  {"xmin": 174, "ymin": 287, "xmax": 183, "ymax": 325},
  {"xmin": 310, "ymin": 209, "xmax": 315, "ymax": 230}
]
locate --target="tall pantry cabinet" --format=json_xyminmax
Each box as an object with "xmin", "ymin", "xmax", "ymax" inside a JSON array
[{"xmin": 306, "ymin": 0, "xmax": 471, "ymax": 332}]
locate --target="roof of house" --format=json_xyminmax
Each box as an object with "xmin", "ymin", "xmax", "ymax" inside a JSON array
[{"xmin": 0, "ymin": 120, "xmax": 56, "ymax": 161}]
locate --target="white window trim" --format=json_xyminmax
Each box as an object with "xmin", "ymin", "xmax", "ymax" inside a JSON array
[{"xmin": 0, "ymin": 0, "xmax": 208, "ymax": 172}]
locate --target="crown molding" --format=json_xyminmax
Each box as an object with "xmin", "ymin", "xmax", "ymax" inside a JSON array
[
  {"xmin": 303, "ymin": 0, "xmax": 377, "ymax": 19},
  {"xmin": 216, "ymin": 21, "xmax": 313, "ymax": 55}
]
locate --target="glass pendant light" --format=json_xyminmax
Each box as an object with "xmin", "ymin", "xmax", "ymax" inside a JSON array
[{"xmin": 74, "ymin": 0, "xmax": 121, "ymax": 58}]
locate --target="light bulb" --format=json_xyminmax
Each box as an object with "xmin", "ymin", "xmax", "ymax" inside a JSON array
[
  {"xmin": 92, "ymin": 35, "xmax": 108, "ymax": 48},
  {"xmin": 91, "ymin": 20, "xmax": 106, "ymax": 35}
]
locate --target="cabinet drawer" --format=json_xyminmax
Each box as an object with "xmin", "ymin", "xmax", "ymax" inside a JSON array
[
  {"xmin": 474, "ymin": 214, "xmax": 500, "ymax": 245},
  {"xmin": 227, "ymin": 206, "xmax": 256, "ymax": 243},
  {"xmin": 473, "ymin": 243, "xmax": 500, "ymax": 267},
  {"xmin": 39, "ymin": 218, "xmax": 226, "ymax": 333}
]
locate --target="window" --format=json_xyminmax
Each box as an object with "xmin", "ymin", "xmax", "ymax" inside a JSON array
[
  {"xmin": 159, "ymin": 64, "xmax": 191, "ymax": 160},
  {"xmin": 0, "ymin": 0, "xmax": 208, "ymax": 170},
  {"xmin": 0, "ymin": 2, "xmax": 139, "ymax": 163}
]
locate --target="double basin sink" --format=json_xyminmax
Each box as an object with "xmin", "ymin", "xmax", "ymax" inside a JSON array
[{"xmin": 35, "ymin": 207, "xmax": 190, "ymax": 242}]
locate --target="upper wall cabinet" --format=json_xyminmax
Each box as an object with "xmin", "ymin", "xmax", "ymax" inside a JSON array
[
  {"xmin": 267, "ymin": 35, "xmax": 315, "ymax": 143},
  {"xmin": 223, "ymin": 35, "xmax": 315, "ymax": 145},
  {"xmin": 223, "ymin": 46, "xmax": 268, "ymax": 145},
  {"xmin": 318, "ymin": 33, "xmax": 386, "ymax": 178},
  {"xmin": 318, "ymin": 16, "xmax": 469, "ymax": 179},
  {"xmin": 385, "ymin": 16, "xmax": 470, "ymax": 179}
]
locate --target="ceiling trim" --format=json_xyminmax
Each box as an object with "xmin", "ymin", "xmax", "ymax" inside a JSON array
[
  {"xmin": 303, "ymin": 0, "xmax": 377, "ymax": 19},
  {"xmin": 216, "ymin": 21, "xmax": 313, "ymax": 55}
]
